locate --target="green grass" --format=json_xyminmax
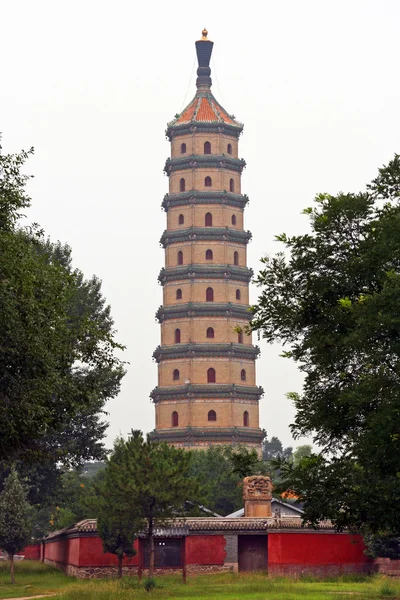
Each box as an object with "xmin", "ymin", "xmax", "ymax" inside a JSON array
[{"xmin": 1, "ymin": 561, "xmax": 400, "ymax": 600}]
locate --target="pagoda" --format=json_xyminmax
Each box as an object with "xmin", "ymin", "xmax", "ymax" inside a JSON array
[{"xmin": 150, "ymin": 30, "xmax": 264, "ymax": 452}]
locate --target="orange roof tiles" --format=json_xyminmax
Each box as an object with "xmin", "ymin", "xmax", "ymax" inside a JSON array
[
  {"xmin": 196, "ymin": 97, "xmax": 216, "ymax": 121},
  {"xmin": 171, "ymin": 92, "xmax": 241, "ymax": 128}
]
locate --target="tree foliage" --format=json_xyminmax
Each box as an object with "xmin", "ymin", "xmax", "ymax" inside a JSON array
[
  {"xmin": 0, "ymin": 469, "xmax": 31, "ymax": 583},
  {"xmin": 96, "ymin": 440, "xmax": 139, "ymax": 578},
  {"xmin": 0, "ymin": 142, "xmax": 125, "ymax": 466},
  {"xmin": 96, "ymin": 431, "xmax": 199, "ymax": 577},
  {"xmin": 250, "ymin": 155, "xmax": 400, "ymax": 538},
  {"xmin": 262, "ymin": 436, "xmax": 293, "ymax": 462}
]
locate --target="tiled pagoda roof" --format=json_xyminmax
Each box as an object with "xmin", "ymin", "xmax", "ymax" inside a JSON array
[{"xmin": 169, "ymin": 91, "xmax": 242, "ymax": 129}]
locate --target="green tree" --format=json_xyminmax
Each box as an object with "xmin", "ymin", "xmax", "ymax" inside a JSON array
[
  {"xmin": 292, "ymin": 445, "xmax": 312, "ymax": 467},
  {"xmin": 0, "ymin": 469, "xmax": 31, "ymax": 583},
  {"xmin": 96, "ymin": 440, "xmax": 139, "ymax": 578},
  {"xmin": 262, "ymin": 436, "xmax": 293, "ymax": 461},
  {"xmin": 250, "ymin": 154, "xmax": 400, "ymax": 537},
  {"xmin": 97, "ymin": 431, "xmax": 199, "ymax": 577},
  {"xmin": 188, "ymin": 445, "xmax": 265, "ymax": 516},
  {"xmin": 0, "ymin": 143, "xmax": 124, "ymax": 466}
]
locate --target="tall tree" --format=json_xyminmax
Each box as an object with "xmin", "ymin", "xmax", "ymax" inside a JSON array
[
  {"xmin": 0, "ymin": 142, "xmax": 125, "ymax": 466},
  {"xmin": 262, "ymin": 436, "xmax": 293, "ymax": 461},
  {"xmin": 0, "ymin": 469, "xmax": 31, "ymax": 583},
  {"xmin": 96, "ymin": 440, "xmax": 138, "ymax": 578},
  {"xmin": 97, "ymin": 431, "xmax": 199, "ymax": 577},
  {"xmin": 250, "ymin": 155, "xmax": 400, "ymax": 536}
]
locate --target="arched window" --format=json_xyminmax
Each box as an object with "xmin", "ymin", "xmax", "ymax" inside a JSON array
[
  {"xmin": 205, "ymin": 212, "xmax": 212, "ymax": 226},
  {"xmin": 176, "ymin": 288, "xmax": 182, "ymax": 300},
  {"xmin": 236, "ymin": 289, "xmax": 241, "ymax": 300},
  {"xmin": 205, "ymin": 176, "xmax": 212, "ymax": 187},
  {"xmin": 178, "ymin": 214, "xmax": 184, "ymax": 225},
  {"xmin": 206, "ymin": 327, "xmax": 214, "ymax": 339},
  {"xmin": 206, "ymin": 287, "xmax": 214, "ymax": 302},
  {"xmin": 231, "ymin": 214, "xmax": 237, "ymax": 226},
  {"xmin": 174, "ymin": 328, "xmax": 181, "ymax": 343},
  {"xmin": 205, "ymin": 249, "xmax": 213, "ymax": 260},
  {"xmin": 180, "ymin": 143, "xmax": 186, "ymax": 154},
  {"xmin": 208, "ymin": 410, "xmax": 217, "ymax": 421},
  {"xmin": 243, "ymin": 411, "xmax": 249, "ymax": 427},
  {"xmin": 180, "ymin": 178, "xmax": 185, "ymax": 192},
  {"xmin": 207, "ymin": 368, "xmax": 216, "ymax": 383},
  {"xmin": 227, "ymin": 143, "xmax": 232, "ymax": 155},
  {"xmin": 173, "ymin": 369, "xmax": 180, "ymax": 381},
  {"xmin": 238, "ymin": 331, "xmax": 243, "ymax": 344},
  {"xmin": 172, "ymin": 411, "xmax": 179, "ymax": 427},
  {"xmin": 234, "ymin": 251, "xmax": 239, "ymax": 266},
  {"xmin": 241, "ymin": 369, "xmax": 246, "ymax": 381},
  {"xmin": 177, "ymin": 251, "xmax": 183, "ymax": 265},
  {"xmin": 204, "ymin": 141, "xmax": 211, "ymax": 154},
  {"xmin": 229, "ymin": 178, "xmax": 235, "ymax": 193}
]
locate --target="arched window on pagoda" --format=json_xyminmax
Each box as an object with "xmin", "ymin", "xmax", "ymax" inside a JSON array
[
  {"xmin": 236, "ymin": 289, "xmax": 241, "ymax": 301},
  {"xmin": 238, "ymin": 331, "xmax": 243, "ymax": 344},
  {"xmin": 204, "ymin": 141, "xmax": 211, "ymax": 154},
  {"xmin": 234, "ymin": 251, "xmax": 239, "ymax": 266},
  {"xmin": 207, "ymin": 368, "xmax": 216, "ymax": 383},
  {"xmin": 208, "ymin": 410, "xmax": 217, "ymax": 421},
  {"xmin": 205, "ymin": 249, "xmax": 213, "ymax": 260},
  {"xmin": 227, "ymin": 143, "xmax": 232, "ymax": 155},
  {"xmin": 205, "ymin": 212, "xmax": 212, "ymax": 226},
  {"xmin": 241, "ymin": 369, "xmax": 246, "ymax": 381},
  {"xmin": 231, "ymin": 214, "xmax": 237, "ymax": 226},
  {"xmin": 230, "ymin": 178, "xmax": 235, "ymax": 193},
  {"xmin": 243, "ymin": 411, "xmax": 249, "ymax": 427},
  {"xmin": 206, "ymin": 327, "xmax": 214, "ymax": 339},
  {"xmin": 205, "ymin": 176, "xmax": 212, "ymax": 187},
  {"xmin": 180, "ymin": 178, "xmax": 185, "ymax": 192},
  {"xmin": 173, "ymin": 369, "xmax": 180, "ymax": 381},
  {"xmin": 206, "ymin": 287, "xmax": 214, "ymax": 302},
  {"xmin": 177, "ymin": 251, "xmax": 183, "ymax": 265},
  {"xmin": 172, "ymin": 411, "xmax": 179, "ymax": 427},
  {"xmin": 176, "ymin": 288, "xmax": 182, "ymax": 300},
  {"xmin": 178, "ymin": 214, "xmax": 184, "ymax": 225},
  {"xmin": 180, "ymin": 143, "xmax": 186, "ymax": 154},
  {"xmin": 174, "ymin": 328, "xmax": 181, "ymax": 343}
]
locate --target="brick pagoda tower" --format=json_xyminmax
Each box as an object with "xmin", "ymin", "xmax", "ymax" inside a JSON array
[{"xmin": 150, "ymin": 30, "xmax": 264, "ymax": 452}]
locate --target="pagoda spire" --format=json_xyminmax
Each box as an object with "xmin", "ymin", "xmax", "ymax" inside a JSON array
[{"xmin": 195, "ymin": 28, "xmax": 213, "ymax": 90}]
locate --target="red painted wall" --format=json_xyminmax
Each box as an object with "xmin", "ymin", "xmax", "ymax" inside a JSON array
[
  {"xmin": 268, "ymin": 533, "xmax": 371, "ymax": 565},
  {"xmin": 78, "ymin": 537, "xmax": 139, "ymax": 567},
  {"xmin": 44, "ymin": 536, "xmax": 138, "ymax": 567},
  {"xmin": 22, "ymin": 544, "xmax": 41, "ymax": 560},
  {"xmin": 186, "ymin": 536, "xmax": 225, "ymax": 565},
  {"xmin": 45, "ymin": 538, "xmax": 80, "ymax": 566}
]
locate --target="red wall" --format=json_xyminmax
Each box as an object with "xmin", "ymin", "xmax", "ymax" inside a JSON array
[
  {"xmin": 268, "ymin": 533, "xmax": 371, "ymax": 566},
  {"xmin": 22, "ymin": 544, "xmax": 41, "ymax": 560},
  {"xmin": 44, "ymin": 536, "xmax": 138, "ymax": 567},
  {"xmin": 78, "ymin": 537, "xmax": 139, "ymax": 567},
  {"xmin": 45, "ymin": 538, "xmax": 80, "ymax": 566},
  {"xmin": 186, "ymin": 536, "xmax": 225, "ymax": 565}
]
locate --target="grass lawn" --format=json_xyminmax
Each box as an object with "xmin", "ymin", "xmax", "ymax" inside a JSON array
[{"xmin": 1, "ymin": 561, "xmax": 400, "ymax": 600}]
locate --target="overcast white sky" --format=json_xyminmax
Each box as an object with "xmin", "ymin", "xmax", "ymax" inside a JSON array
[{"xmin": 2, "ymin": 0, "xmax": 399, "ymax": 450}]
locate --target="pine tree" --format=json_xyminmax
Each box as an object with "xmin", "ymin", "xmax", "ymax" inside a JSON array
[
  {"xmin": 97, "ymin": 431, "xmax": 199, "ymax": 578},
  {"xmin": 96, "ymin": 440, "xmax": 139, "ymax": 578},
  {"xmin": 0, "ymin": 469, "xmax": 31, "ymax": 583}
]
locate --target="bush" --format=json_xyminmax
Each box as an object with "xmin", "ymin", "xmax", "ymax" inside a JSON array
[{"xmin": 144, "ymin": 576, "xmax": 157, "ymax": 592}]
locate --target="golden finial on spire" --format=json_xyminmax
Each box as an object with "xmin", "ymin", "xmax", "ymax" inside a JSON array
[{"xmin": 201, "ymin": 28, "xmax": 208, "ymax": 40}]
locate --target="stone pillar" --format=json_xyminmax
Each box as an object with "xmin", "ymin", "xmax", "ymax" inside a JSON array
[{"xmin": 243, "ymin": 476, "xmax": 273, "ymax": 517}]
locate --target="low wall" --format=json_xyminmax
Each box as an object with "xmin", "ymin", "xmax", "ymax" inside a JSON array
[
  {"xmin": 374, "ymin": 558, "xmax": 400, "ymax": 577},
  {"xmin": 268, "ymin": 532, "xmax": 372, "ymax": 577},
  {"xmin": 21, "ymin": 544, "xmax": 41, "ymax": 560}
]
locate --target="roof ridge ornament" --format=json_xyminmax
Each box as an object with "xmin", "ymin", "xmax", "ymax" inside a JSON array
[{"xmin": 195, "ymin": 28, "xmax": 213, "ymax": 90}]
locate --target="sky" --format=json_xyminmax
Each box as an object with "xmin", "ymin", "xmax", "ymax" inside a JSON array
[{"xmin": 2, "ymin": 0, "xmax": 399, "ymax": 451}]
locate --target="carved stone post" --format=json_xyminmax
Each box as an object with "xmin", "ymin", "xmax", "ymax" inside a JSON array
[{"xmin": 243, "ymin": 476, "xmax": 273, "ymax": 517}]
